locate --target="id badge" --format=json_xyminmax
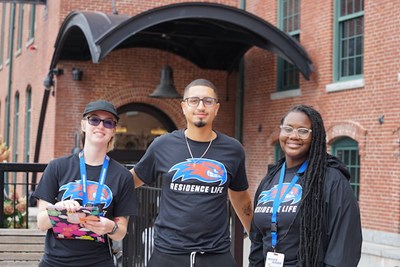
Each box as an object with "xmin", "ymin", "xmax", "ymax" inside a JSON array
[{"xmin": 265, "ymin": 251, "xmax": 285, "ymax": 267}]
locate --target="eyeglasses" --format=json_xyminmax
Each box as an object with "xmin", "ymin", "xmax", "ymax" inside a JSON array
[
  {"xmin": 183, "ymin": 97, "xmax": 218, "ymax": 107},
  {"xmin": 85, "ymin": 116, "xmax": 117, "ymax": 129},
  {"xmin": 280, "ymin": 125, "xmax": 312, "ymax": 139}
]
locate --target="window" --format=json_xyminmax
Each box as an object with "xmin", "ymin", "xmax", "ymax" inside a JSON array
[
  {"xmin": 12, "ymin": 92, "xmax": 19, "ymax": 182},
  {"xmin": 0, "ymin": 4, "xmax": 6, "ymax": 67},
  {"xmin": 24, "ymin": 87, "xmax": 31, "ymax": 162},
  {"xmin": 334, "ymin": 0, "xmax": 364, "ymax": 81},
  {"xmin": 16, "ymin": 4, "xmax": 24, "ymax": 53},
  {"xmin": 28, "ymin": 4, "xmax": 35, "ymax": 42},
  {"xmin": 7, "ymin": 4, "xmax": 16, "ymax": 62},
  {"xmin": 13, "ymin": 92, "xmax": 20, "ymax": 162},
  {"xmin": 3, "ymin": 96, "xmax": 7, "ymax": 139},
  {"xmin": 277, "ymin": 0, "xmax": 300, "ymax": 91},
  {"xmin": 331, "ymin": 137, "xmax": 360, "ymax": 200}
]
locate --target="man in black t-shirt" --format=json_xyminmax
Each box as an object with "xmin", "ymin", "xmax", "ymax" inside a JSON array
[{"xmin": 131, "ymin": 79, "xmax": 253, "ymax": 267}]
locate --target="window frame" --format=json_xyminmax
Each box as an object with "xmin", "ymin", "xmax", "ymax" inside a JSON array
[
  {"xmin": 333, "ymin": 0, "xmax": 364, "ymax": 82},
  {"xmin": 277, "ymin": 0, "xmax": 301, "ymax": 91},
  {"xmin": 0, "ymin": 4, "xmax": 7, "ymax": 68},
  {"xmin": 12, "ymin": 91, "xmax": 20, "ymax": 182},
  {"xmin": 331, "ymin": 137, "xmax": 360, "ymax": 200},
  {"xmin": 24, "ymin": 87, "xmax": 31, "ymax": 162},
  {"xmin": 16, "ymin": 3, "xmax": 24, "ymax": 54},
  {"xmin": 27, "ymin": 4, "xmax": 35, "ymax": 44}
]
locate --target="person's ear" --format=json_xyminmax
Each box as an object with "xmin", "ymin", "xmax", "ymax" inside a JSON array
[
  {"xmin": 214, "ymin": 103, "xmax": 220, "ymax": 116},
  {"xmin": 181, "ymin": 101, "xmax": 186, "ymax": 114}
]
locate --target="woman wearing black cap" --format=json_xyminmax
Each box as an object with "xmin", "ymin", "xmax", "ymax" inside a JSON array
[{"xmin": 33, "ymin": 100, "xmax": 136, "ymax": 267}]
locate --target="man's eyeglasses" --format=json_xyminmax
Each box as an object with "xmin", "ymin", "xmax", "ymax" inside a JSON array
[
  {"xmin": 280, "ymin": 125, "xmax": 312, "ymax": 139},
  {"xmin": 85, "ymin": 116, "xmax": 117, "ymax": 129},
  {"xmin": 183, "ymin": 97, "xmax": 218, "ymax": 107}
]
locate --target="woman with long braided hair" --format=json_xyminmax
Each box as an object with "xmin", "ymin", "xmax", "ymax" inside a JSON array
[{"xmin": 249, "ymin": 105, "xmax": 362, "ymax": 267}]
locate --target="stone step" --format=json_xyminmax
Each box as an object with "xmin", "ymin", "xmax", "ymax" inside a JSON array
[{"xmin": 0, "ymin": 228, "xmax": 45, "ymax": 265}]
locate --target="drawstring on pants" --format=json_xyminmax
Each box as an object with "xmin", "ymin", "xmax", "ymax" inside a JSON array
[{"xmin": 190, "ymin": 251, "xmax": 204, "ymax": 267}]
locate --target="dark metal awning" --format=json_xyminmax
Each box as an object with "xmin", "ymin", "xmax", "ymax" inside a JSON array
[{"xmin": 50, "ymin": 2, "xmax": 313, "ymax": 78}]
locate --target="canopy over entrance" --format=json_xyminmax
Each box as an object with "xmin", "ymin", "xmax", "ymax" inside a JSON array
[{"xmin": 50, "ymin": 2, "xmax": 313, "ymax": 77}]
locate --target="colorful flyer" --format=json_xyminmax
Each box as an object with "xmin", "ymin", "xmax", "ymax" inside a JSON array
[{"xmin": 46, "ymin": 205, "xmax": 105, "ymax": 243}]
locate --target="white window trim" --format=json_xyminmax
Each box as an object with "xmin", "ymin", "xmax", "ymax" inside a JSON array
[
  {"xmin": 270, "ymin": 88, "xmax": 301, "ymax": 100},
  {"xmin": 326, "ymin": 78, "xmax": 364, "ymax": 93}
]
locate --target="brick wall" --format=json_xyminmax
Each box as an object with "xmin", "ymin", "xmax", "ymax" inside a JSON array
[{"xmin": 242, "ymin": 0, "xmax": 400, "ymax": 233}]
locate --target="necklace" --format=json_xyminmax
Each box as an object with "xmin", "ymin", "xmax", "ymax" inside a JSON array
[{"xmin": 184, "ymin": 133, "xmax": 213, "ymax": 165}]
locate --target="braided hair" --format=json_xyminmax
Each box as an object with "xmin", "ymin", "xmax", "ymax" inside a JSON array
[{"xmin": 281, "ymin": 105, "xmax": 327, "ymax": 267}]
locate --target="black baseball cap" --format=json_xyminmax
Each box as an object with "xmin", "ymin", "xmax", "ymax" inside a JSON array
[{"xmin": 83, "ymin": 100, "xmax": 119, "ymax": 120}]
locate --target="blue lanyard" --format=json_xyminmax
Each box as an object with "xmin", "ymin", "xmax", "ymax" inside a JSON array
[
  {"xmin": 271, "ymin": 160, "xmax": 308, "ymax": 249},
  {"xmin": 79, "ymin": 151, "xmax": 110, "ymax": 206}
]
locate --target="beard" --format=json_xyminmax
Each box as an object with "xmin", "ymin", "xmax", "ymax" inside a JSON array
[{"xmin": 194, "ymin": 120, "xmax": 206, "ymax": 128}]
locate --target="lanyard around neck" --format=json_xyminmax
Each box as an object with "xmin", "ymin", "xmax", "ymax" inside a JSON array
[
  {"xmin": 271, "ymin": 160, "xmax": 308, "ymax": 249},
  {"xmin": 79, "ymin": 151, "xmax": 110, "ymax": 206}
]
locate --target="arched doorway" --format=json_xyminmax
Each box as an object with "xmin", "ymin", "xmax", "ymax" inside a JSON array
[
  {"xmin": 109, "ymin": 103, "xmax": 175, "ymax": 266},
  {"xmin": 109, "ymin": 103, "xmax": 177, "ymax": 164}
]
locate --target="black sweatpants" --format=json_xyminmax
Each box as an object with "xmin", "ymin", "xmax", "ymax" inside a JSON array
[{"xmin": 148, "ymin": 249, "xmax": 237, "ymax": 267}]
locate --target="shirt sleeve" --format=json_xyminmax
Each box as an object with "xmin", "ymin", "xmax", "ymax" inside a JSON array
[
  {"xmin": 112, "ymin": 166, "xmax": 137, "ymax": 217},
  {"xmin": 323, "ymin": 168, "xmax": 362, "ymax": 267},
  {"xmin": 228, "ymin": 142, "xmax": 249, "ymax": 191},
  {"xmin": 133, "ymin": 141, "xmax": 158, "ymax": 185},
  {"xmin": 32, "ymin": 159, "xmax": 60, "ymax": 204}
]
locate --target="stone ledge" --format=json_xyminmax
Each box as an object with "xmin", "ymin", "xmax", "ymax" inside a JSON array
[
  {"xmin": 325, "ymin": 78, "xmax": 364, "ymax": 92},
  {"xmin": 362, "ymin": 241, "xmax": 400, "ymax": 261},
  {"xmin": 362, "ymin": 229, "xmax": 400, "ymax": 261}
]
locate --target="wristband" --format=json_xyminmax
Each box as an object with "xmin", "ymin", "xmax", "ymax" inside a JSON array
[{"xmin": 108, "ymin": 222, "xmax": 118, "ymax": 235}]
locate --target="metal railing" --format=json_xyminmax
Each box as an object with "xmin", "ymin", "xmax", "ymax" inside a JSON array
[
  {"xmin": 0, "ymin": 162, "xmax": 243, "ymax": 266},
  {"xmin": 0, "ymin": 162, "xmax": 47, "ymax": 229}
]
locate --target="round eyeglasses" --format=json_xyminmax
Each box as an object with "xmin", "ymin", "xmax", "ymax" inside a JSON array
[
  {"xmin": 280, "ymin": 125, "xmax": 312, "ymax": 139},
  {"xmin": 183, "ymin": 97, "xmax": 218, "ymax": 107},
  {"xmin": 85, "ymin": 116, "xmax": 117, "ymax": 129}
]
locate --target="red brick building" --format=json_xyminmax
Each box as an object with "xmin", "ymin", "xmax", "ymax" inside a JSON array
[{"xmin": 0, "ymin": 1, "xmax": 399, "ymax": 266}]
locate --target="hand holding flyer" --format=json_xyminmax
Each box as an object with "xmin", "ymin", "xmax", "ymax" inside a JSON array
[{"xmin": 46, "ymin": 204, "xmax": 105, "ymax": 243}]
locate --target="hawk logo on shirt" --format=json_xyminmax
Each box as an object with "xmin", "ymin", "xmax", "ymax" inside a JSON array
[
  {"xmin": 59, "ymin": 180, "xmax": 113, "ymax": 208},
  {"xmin": 257, "ymin": 183, "xmax": 302, "ymax": 205},
  {"xmin": 170, "ymin": 158, "xmax": 227, "ymax": 185}
]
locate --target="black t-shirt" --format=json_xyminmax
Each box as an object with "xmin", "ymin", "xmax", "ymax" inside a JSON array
[
  {"xmin": 134, "ymin": 129, "xmax": 249, "ymax": 254},
  {"xmin": 253, "ymin": 164, "xmax": 304, "ymax": 265},
  {"xmin": 33, "ymin": 153, "xmax": 137, "ymax": 267}
]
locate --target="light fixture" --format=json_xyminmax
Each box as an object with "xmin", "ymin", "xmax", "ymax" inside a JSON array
[
  {"xmin": 149, "ymin": 65, "xmax": 181, "ymax": 98},
  {"xmin": 116, "ymin": 125, "xmax": 128, "ymax": 133},
  {"xmin": 378, "ymin": 115, "xmax": 384, "ymax": 125},
  {"xmin": 72, "ymin": 68, "xmax": 83, "ymax": 81},
  {"xmin": 126, "ymin": 111, "xmax": 139, "ymax": 117},
  {"xmin": 43, "ymin": 74, "xmax": 54, "ymax": 88},
  {"xmin": 150, "ymin": 127, "xmax": 168, "ymax": 136},
  {"xmin": 43, "ymin": 68, "xmax": 64, "ymax": 88}
]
